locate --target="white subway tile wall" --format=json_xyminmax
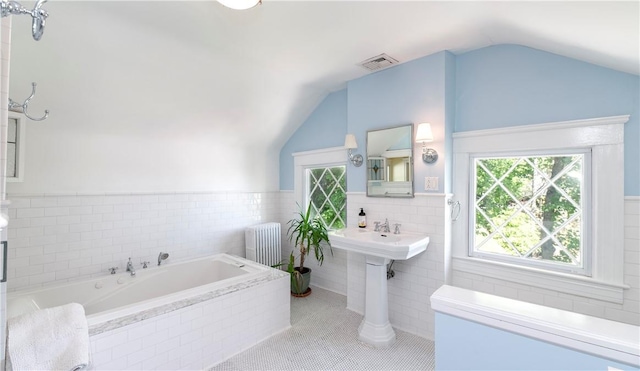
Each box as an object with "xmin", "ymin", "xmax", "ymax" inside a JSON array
[
  {"xmin": 452, "ymin": 198, "xmax": 640, "ymax": 326},
  {"xmin": 6, "ymin": 192, "xmax": 280, "ymax": 291},
  {"xmin": 90, "ymin": 275, "xmax": 290, "ymax": 370},
  {"xmin": 4, "ymin": 188, "xmax": 638, "ymax": 368}
]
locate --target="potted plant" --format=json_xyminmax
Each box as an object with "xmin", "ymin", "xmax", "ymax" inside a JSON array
[{"xmin": 286, "ymin": 203, "xmax": 332, "ymax": 297}]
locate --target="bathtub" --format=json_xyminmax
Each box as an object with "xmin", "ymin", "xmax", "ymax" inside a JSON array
[{"xmin": 6, "ymin": 254, "xmax": 291, "ymax": 369}]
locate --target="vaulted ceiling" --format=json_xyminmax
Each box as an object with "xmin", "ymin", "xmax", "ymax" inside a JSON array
[{"xmin": 8, "ymin": 1, "xmax": 638, "ymax": 179}]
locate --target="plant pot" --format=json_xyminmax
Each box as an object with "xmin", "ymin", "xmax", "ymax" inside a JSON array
[{"xmin": 291, "ymin": 267, "xmax": 311, "ymax": 295}]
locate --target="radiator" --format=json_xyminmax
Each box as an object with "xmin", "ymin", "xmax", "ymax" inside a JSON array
[{"xmin": 245, "ymin": 222, "xmax": 282, "ymax": 267}]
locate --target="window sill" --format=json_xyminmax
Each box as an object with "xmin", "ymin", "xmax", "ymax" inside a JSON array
[{"xmin": 452, "ymin": 256, "xmax": 628, "ymax": 304}]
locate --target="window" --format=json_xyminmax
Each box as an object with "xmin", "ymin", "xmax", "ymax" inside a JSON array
[
  {"xmin": 293, "ymin": 146, "xmax": 347, "ymax": 231},
  {"xmin": 308, "ymin": 166, "xmax": 346, "ymax": 230},
  {"xmin": 452, "ymin": 115, "xmax": 628, "ymax": 303},
  {"xmin": 6, "ymin": 113, "xmax": 25, "ymax": 182},
  {"xmin": 471, "ymin": 151, "xmax": 590, "ymax": 275}
]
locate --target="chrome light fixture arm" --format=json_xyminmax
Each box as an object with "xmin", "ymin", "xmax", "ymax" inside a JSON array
[
  {"xmin": 1, "ymin": 0, "xmax": 49, "ymax": 41},
  {"xmin": 348, "ymin": 149, "xmax": 363, "ymax": 167},
  {"xmin": 421, "ymin": 145, "xmax": 438, "ymax": 164}
]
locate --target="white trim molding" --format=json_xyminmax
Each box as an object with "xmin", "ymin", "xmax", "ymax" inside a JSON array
[
  {"xmin": 6, "ymin": 112, "xmax": 26, "ymax": 183},
  {"xmin": 451, "ymin": 115, "xmax": 629, "ymax": 303},
  {"xmin": 293, "ymin": 146, "xmax": 346, "ymax": 206}
]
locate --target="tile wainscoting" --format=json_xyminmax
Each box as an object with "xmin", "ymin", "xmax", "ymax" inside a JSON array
[
  {"xmin": 5, "ymin": 189, "xmax": 638, "ymax": 358},
  {"xmin": 5, "ymin": 191, "xmax": 280, "ymax": 291}
]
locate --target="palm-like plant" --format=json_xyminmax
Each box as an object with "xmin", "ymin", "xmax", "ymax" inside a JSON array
[{"xmin": 286, "ymin": 203, "xmax": 332, "ymax": 294}]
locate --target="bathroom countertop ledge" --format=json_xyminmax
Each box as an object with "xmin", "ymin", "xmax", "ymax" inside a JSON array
[{"xmin": 430, "ymin": 285, "xmax": 640, "ymax": 367}]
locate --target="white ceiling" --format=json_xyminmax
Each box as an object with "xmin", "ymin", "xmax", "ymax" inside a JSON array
[{"xmin": 9, "ymin": 1, "xmax": 639, "ymax": 158}]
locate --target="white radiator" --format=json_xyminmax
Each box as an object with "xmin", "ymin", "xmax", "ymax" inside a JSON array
[{"xmin": 245, "ymin": 222, "xmax": 282, "ymax": 267}]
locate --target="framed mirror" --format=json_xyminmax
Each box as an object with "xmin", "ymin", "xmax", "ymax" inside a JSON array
[{"xmin": 366, "ymin": 124, "xmax": 414, "ymax": 197}]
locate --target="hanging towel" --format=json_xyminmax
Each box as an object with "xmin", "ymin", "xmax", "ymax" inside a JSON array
[{"xmin": 6, "ymin": 303, "xmax": 89, "ymax": 371}]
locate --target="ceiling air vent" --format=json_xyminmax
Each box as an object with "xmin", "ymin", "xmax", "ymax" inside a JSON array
[{"xmin": 358, "ymin": 53, "xmax": 399, "ymax": 72}]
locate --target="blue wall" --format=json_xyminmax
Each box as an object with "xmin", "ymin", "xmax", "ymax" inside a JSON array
[
  {"xmin": 279, "ymin": 44, "xmax": 639, "ymax": 196},
  {"xmin": 346, "ymin": 51, "xmax": 449, "ymax": 194},
  {"xmin": 279, "ymin": 89, "xmax": 348, "ymax": 190},
  {"xmin": 456, "ymin": 45, "xmax": 639, "ymax": 195},
  {"xmin": 279, "ymin": 51, "xmax": 450, "ymax": 193},
  {"xmin": 435, "ymin": 313, "xmax": 639, "ymax": 370}
]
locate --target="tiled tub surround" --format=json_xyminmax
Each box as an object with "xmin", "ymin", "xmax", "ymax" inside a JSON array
[
  {"xmin": 8, "ymin": 254, "xmax": 290, "ymax": 370},
  {"xmin": 5, "ymin": 191, "xmax": 280, "ymax": 291}
]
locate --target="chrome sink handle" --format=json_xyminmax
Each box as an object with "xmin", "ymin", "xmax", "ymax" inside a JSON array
[
  {"xmin": 373, "ymin": 221, "xmax": 381, "ymax": 232},
  {"xmin": 108, "ymin": 267, "xmax": 118, "ymax": 275},
  {"xmin": 141, "ymin": 261, "xmax": 150, "ymax": 269},
  {"xmin": 394, "ymin": 224, "xmax": 401, "ymax": 235}
]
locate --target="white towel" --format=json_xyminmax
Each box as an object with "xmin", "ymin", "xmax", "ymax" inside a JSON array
[{"xmin": 7, "ymin": 303, "xmax": 89, "ymax": 371}]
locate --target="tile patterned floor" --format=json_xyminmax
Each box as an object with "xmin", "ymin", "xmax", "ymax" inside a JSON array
[{"xmin": 210, "ymin": 287, "xmax": 435, "ymax": 371}]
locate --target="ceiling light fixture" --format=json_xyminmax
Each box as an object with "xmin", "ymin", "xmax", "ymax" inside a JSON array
[{"xmin": 217, "ymin": 0, "xmax": 261, "ymax": 10}]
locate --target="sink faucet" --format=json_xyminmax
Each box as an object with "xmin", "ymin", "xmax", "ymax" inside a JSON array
[
  {"xmin": 380, "ymin": 219, "xmax": 391, "ymax": 233},
  {"xmin": 126, "ymin": 257, "xmax": 136, "ymax": 276}
]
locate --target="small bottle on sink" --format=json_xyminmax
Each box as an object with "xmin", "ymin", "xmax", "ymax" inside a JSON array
[{"xmin": 358, "ymin": 208, "xmax": 367, "ymax": 228}]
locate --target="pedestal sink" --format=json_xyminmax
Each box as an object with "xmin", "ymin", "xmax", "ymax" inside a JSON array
[{"xmin": 328, "ymin": 227, "xmax": 430, "ymax": 347}]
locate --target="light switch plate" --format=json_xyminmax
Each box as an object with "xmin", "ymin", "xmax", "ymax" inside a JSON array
[{"xmin": 425, "ymin": 177, "xmax": 439, "ymax": 191}]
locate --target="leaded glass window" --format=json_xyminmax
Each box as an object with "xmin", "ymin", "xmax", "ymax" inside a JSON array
[
  {"xmin": 307, "ymin": 166, "xmax": 346, "ymax": 230},
  {"xmin": 471, "ymin": 151, "xmax": 590, "ymax": 275}
]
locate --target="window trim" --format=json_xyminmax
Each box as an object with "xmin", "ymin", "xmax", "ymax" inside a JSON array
[
  {"xmin": 7, "ymin": 112, "xmax": 25, "ymax": 183},
  {"xmin": 452, "ymin": 115, "xmax": 629, "ymax": 303},
  {"xmin": 293, "ymin": 146, "xmax": 346, "ymax": 209}
]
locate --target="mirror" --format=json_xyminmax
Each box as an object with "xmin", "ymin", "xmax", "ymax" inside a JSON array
[{"xmin": 366, "ymin": 124, "xmax": 414, "ymax": 197}]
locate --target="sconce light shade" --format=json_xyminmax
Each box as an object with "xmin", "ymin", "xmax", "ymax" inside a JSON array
[
  {"xmin": 416, "ymin": 123, "xmax": 438, "ymax": 164},
  {"xmin": 344, "ymin": 134, "xmax": 363, "ymax": 167},
  {"xmin": 415, "ymin": 123, "xmax": 434, "ymax": 142},
  {"xmin": 217, "ymin": 0, "xmax": 261, "ymax": 10},
  {"xmin": 344, "ymin": 134, "xmax": 358, "ymax": 149}
]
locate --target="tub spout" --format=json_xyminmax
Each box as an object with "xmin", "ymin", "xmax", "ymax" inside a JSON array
[
  {"xmin": 158, "ymin": 252, "xmax": 169, "ymax": 266},
  {"xmin": 126, "ymin": 257, "xmax": 136, "ymax": 276}
]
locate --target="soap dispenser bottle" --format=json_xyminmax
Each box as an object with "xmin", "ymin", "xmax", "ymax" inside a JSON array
[{"xmin": 358, "ymin": 208, "xmax": 367, "ymax": 228}]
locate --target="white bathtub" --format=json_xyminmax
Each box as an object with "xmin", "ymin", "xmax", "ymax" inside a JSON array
[{"xmin": 6, "ymin": 254, "xmax": 291, "ymax": 369}]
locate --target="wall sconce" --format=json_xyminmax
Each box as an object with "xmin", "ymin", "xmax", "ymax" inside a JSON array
[
  {"xmin": 344, "ymin": 134, "xmax": 363, "ymax": 167},
  {"xmin": 416, "ymin": 123, "xmax": 438, "ymax": 164}
]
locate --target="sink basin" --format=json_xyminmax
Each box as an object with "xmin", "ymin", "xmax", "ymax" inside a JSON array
[
  {"xmin": 370, "ymin": 233, "xmax": 400, "ymax": 243},
  {"xmin": 328, "ymin": 227, "xmax": 429, "ymax": 260}
]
